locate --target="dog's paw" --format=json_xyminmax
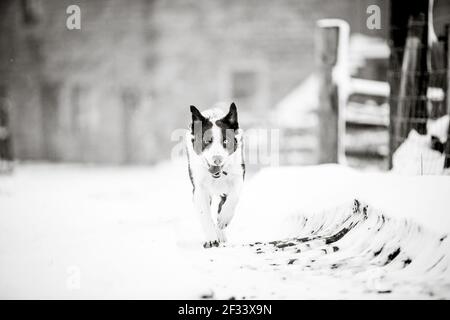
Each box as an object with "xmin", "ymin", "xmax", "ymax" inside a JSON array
[
  {"xmin": 203, "ymin": 240, "xmax": 220, "ymax": 249},
  {"xmin": 217, "ymin": 229, "xmax": 227, "ymax": 243}
]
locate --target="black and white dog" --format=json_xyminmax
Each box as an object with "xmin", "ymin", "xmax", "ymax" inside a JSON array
[{"xmin": 186, "ymin": 103, "xmax": 245, "ymax": 248}]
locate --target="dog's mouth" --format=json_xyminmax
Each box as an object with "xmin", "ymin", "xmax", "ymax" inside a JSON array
[
  {"xmin": 207, "ymin": 164, "xmax": 228, "ymax": 178},
  {"xmin": 208, "ymin": 165, "xmax": 222, "ymax": 178}
]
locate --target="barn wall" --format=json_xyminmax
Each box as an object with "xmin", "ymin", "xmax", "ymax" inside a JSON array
[{"xmin": 0, "ymin": 0, "xmax": 388, "ymax": 164}]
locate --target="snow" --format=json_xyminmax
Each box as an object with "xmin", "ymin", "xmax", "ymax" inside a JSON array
[
  {"xmin": 232, "ymin": 165, "xmax": 450, "ymax": 236},
  {"xmin": 350, "ymin": 78, "xmax": 390, "ymax": 97},
  {"xmin": 273, "ymin": 74, "xmax": 319, "ymax": 129},
  {"xmin": 348, "ymin": 33, "xmax": 390, "ymax": 60},
  {"xmin": 348, "ymin": 33, "xmax": 389, "ymax": 75},
  {"xmin": 0, "ymin": 161, "xmax": 449, "ymax": 299},
  {"xmin": 393, "ymin": 130, "xmax": 445, "ymax": 175},
  {"xmin": 393, "ymin": 116, "xmax": 449, "ymax": 175}
]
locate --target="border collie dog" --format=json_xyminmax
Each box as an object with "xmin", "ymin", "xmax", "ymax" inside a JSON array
[{"xmin": 186, "ymin": 103, "xmax": 245, "ymax": 248}]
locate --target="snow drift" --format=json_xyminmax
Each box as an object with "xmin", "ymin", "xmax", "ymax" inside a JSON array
[
  {"xmin": 229, "ymin": 198, "xmax": 449, "ymax": 298},
  {"xmin": 0, "ymin": 162, "xmax": 449, "ymax": 299}
]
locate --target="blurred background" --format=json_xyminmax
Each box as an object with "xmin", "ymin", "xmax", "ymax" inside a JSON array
[
  {"xmin": 1, "ymin": 0, "xmax": 450, "ymax": 300},
  {"xmin": 0, "ymin": 0, "xmax": 449, "ymax": 172}
]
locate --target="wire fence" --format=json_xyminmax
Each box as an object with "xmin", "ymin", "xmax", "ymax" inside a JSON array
[{"xmin": 388, "ymin": 20, "xmax": 450, "ymax": 175}]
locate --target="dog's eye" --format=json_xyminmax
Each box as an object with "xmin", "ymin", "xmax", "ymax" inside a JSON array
[{"xmin": 223, "ymin": 139, "xmax": 229, "ymax": 145}]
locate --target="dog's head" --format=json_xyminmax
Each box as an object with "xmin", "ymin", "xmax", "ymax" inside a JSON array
[{"xmin": 190, "ymin": 103, "xmax": 240, "ymax": 178}]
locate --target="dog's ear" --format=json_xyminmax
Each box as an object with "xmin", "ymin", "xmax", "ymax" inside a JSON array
[
  {"xmin": 190, "ymin": 105, "xmax": 205, "ymax": 122},
  {"xmin": 190, "ymin": 105, "xmax": 206, "ymax": 138},
  {"xmin": 220, "ymin": 102, "xmax": 239, "ymax": 129}
]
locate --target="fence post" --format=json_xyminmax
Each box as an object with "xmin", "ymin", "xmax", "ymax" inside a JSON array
[
  {"xmin": 444, "ymin": 24, "xmax": 450, "ymax": 169},
  {"xmin": 0, "ymin": 85, "xmax": 14, "ymax": 173},
  {"xmin": 316, "ymin": 19, "xmax": 349, "ymax": 164},
  {"xmin": 447, "ymin": 24, "xmax": 450, "ymax": 114}
]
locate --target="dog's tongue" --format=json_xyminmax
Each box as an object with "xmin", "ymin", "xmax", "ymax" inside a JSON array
[{"xmin": 208, "ymin": 165, "xmax": 222, "ymax": 175}]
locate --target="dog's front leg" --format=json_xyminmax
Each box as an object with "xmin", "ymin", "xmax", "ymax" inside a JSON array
[
  {"xmin": 193, "ymin": 189, "xmax": 220, "ymax": 248},
  {"xmin": 217, "ymin": 191, "xmax": 240, "ymax": 231}
]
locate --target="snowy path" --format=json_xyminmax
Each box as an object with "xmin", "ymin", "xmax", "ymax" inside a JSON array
[{"xmin": 0, "ymin": 162, "xmax": 449, "ymax": 299}]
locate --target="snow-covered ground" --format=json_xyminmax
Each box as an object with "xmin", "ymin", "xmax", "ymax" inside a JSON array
[{"xmin": 0, "ymin": 161, "xmax": 449, "ymax": 299}]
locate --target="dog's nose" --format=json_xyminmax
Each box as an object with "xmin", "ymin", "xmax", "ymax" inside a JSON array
[{"xmin": 213, "ymin": 156, "xmax": 223, "ymax": 166}]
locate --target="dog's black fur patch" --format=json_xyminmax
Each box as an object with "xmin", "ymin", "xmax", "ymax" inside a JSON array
[
  {"xmin": 190, "ymin": 105, "xmax": 213, "ymax": 155},
  {"xmin": 187, "ymin": 159, "xmax": 195, "ymax": 193},
  {"xmin": 218, "ymin": 194, "xmax": 227, "ymax": 214},
  {"xmin": 216, "ymin": 103, "xmax": 239, "ymax": 155}
]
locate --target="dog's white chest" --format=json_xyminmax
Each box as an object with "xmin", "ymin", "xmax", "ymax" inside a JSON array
[{"xmin": 200, "ymin": 172, "xmax": 240, "ymax": 195}]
